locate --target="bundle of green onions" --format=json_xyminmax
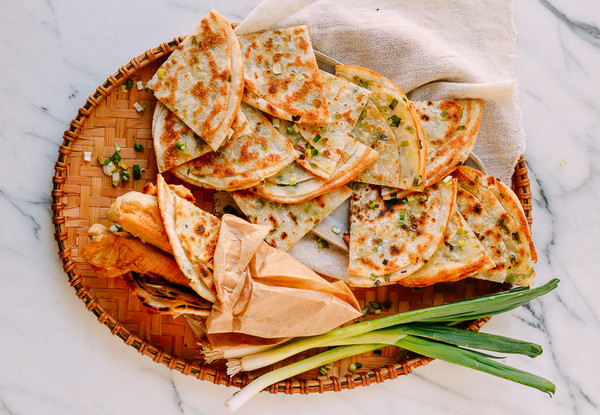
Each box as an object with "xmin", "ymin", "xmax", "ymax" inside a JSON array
[{"xmin": 223, "ymin": 279, "xmax": 559, "ymax": 411}]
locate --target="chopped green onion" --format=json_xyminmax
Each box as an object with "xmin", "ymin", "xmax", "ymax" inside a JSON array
[
  {"xmin": 389, "ymin": 98, "xmax": 399, "ymax": 110},
  {"xmin": 388, "ymin": 115, "xmax": 401, "ymax": 128},
  {"xmin": 111, "ymin": 152, "xmax": 121, "ymax": 163},
  {"xmin": 331, "ymin": 225, "xmax": 341, "ymax": 235},
  {"xmin": 420, "ymin": 195, "xmax": 428, "ymax": 202},
  {"xmin": 399, "ymin": 139, "xmax": 410, "ymax": 147},
  {"xmin": 399, "ymin": 212, "xmax": 406, "ymax": 227},
  {"xmin": 136, "ymin": 80, "xmax": 144, "ymax": 90},
  {"xmin": 132, "ymin": 164, "xmax": 141, "ymax": 180},
  {"xmin": 103, "ymin": 161, "xmax": 116, "ymax": 176},
  {"xmin": 157, "ymin": 68, "xmax": 165, "ymax": 79},
  {"xmin": 405, "ymin": 125, "xmax": 415, "ymax": 134},
  {"xmin": 384, "ymin": 299, "xmax": 393, "ymax": 309},
  {"xmin": 313, "ymin": 134, "xmax": 322, "ymax": 143},
  {"xmin": 456, "ymin": 125, "xmax": 466, "ymax": 132},
  {"xmin": 111, "ymin": 172, "xmax": 120, "ymax": 187},
  {"xmin": 369, "ymin": 202, "xmax": 378, "ymax": 210},
  {"xmin": 121, "ymin": 170, "xmax": 130, "ymax": 181},
  {"xmin": 457, "ymin": 239, "xmax": 466, "ymax": 248},
  {"xmin": 289, "ymin": 175, "xmax": 297, "ymax": 186},
  {"xmin": 83, "ymin": 152, "xmax": 92, "ymax": 162},
  {"xmin": 286, "ymin": 126, "xmax": 294, "ymax": 135},
  {"xmin": 97, "ymin": 155, "xmax": 103, "ymax": 164},
  {"xmin": 369, "ymin": 301, "xmax": 382, "ymax": 310},
  {"xmin": 400, "ymin": 197, "xmax": 408, "ymax": 204},
  {"xmin": 348, "ymin": 362, "xmax": 363, "ymax": 371},
  {"xmin": 134, "ymin": 143, "xmax": 144, "ymax": 152},
  {"xmin": 120, "ymin": 85, "xmax": 127, "ymax": 92},
  {"xmin": 125, "ymin": 79, "xmax": 134, "ymax": 91},
  {"xmin": 317, "ymin": 237, "xmax": 329, "ymax": 251},
  {"xmin": 114, "ymin": 144, "xmax": 121, "ymax": 152},
  {"xmin": 175, "ymin": 141, "xmax": 187, "ymax": 151},
  {"xmin": 559, "ymin": 160, "xmax": 567, "ymax": 167},
  {"xmin": 361, "ymin": 305, "xmax": 371, "ymax": 316},
  {"xmin": 310, "ymin": 148, "xmax": 319, "ymax": 157},
  {"xmin": 109, "ymin": 223, "xmax": 122, "ymax": 232}
]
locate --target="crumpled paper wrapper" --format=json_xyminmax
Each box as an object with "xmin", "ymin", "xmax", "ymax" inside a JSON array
[{"xmin": 205, "ymin": 214, "xmax": 361, "ymax": 339}]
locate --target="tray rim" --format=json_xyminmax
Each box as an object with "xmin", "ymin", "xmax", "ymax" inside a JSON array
[{"xmin": 51, "ymin": 37, "xmax": 532, "ymax": 395}]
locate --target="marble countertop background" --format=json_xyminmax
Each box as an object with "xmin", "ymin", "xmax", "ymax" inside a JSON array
[{"xmin": 1, "ymin": 0, "xmax": 599, "ymax": 414}]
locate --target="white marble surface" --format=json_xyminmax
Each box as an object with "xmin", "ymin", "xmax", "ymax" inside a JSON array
[{"xmin": 1, "ymin": 0, "xmax": 599, "ymax": 414}]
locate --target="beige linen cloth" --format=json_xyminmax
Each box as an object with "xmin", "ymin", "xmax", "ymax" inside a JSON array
[{"xmin": 235, "ymin": 0, "xmax": 526, "ymax": 280}]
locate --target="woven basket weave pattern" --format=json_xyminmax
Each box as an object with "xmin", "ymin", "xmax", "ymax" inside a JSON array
[{"xmin": 52, "ymin": 38, "xmax": 532, "ymax": 394}]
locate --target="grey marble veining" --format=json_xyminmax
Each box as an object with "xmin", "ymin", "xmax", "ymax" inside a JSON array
[{"xmin": 1, "ymin": 0, "xmax": 599, "ymax": 414}]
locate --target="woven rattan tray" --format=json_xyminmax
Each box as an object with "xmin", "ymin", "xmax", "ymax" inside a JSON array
[{"xmin": 51, "ymin": 38, "xmax": 533, "ymax": 395}]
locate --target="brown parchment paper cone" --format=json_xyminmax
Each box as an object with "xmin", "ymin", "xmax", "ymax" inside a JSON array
[{"xmin": 206, "ymin": 214, "xmax": 361, "ymax": 339}]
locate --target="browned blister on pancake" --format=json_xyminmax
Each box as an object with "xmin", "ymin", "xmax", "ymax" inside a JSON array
[{"xmin": 238, "ymin": 25, "xmax": 330, "ymax": 126}]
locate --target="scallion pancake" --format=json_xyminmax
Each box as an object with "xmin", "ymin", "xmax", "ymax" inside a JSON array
[
  {"xmin": 395, "ymin": 209, "xmax": 495, "ymax": 287},
  {"xmin": 294, "ymin": 71, "xmax": 370, "ymax": 179},
  {"xmin": 231, "ymin": 186, "xmax": 352, "ymax": 251},
  {"xmin": 352, "ymin": 100, "xmax": 399, "ymax": 187},
  {"xmin": 381, "ymin": 99, "xmax": 482, "ymax": 200},
  {"xmin": 452, "ymin": 166, "xmax": 536, "ymax": 286},
  {"xmin": 347, "ymin": 179, "xmax": 456, "ymax": 286},
  {"xmin": 171, "ymin": 103, "xmax": 297, "ymax": 191},
  {"xmin": 336, "ymin": 65, "xmax": 427, "ymax": 191},
  {"xmin": 147, "ymin": 10, "xmax": 243, "ymax": 151},
  {"xmin": 238, "ymin": 25, "xmax": 330, "ymax": 126},
  {"xmin": 250, "ymin": 137, "xmax": 377, "ymax": 204},
  {"xmin": 156, "ymin": 175, "xmax": 218, "ymax": 302},
  {"xmin": 152, "ymin": 102, "xmax": 213, "ymax": 173}
]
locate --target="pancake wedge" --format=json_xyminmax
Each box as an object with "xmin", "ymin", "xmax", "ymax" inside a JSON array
[
  {"xmin": 238, "ymin": 25, "xmax": 330, "ymax": 126},
  {"xmin": 336, "ymin": 65, "xmax": 427, "ymax": 191},
  {"xmin": 294, "ymin": 71, "xmax": 370, "ymax": 179},
  {"xmin": 452, "ymin": 166, "xmax": 536, "ymax": 286},
  {"xmin": 395, "ymin": 209, "xmax": 495, "ymax": 287},
  {"xmin": 231, "ymin": 186, "xmax": 352, "ymax": 251},
  {"xmin": 147, "ymin": 10, "xmax": 243, "ymax": 151},
  {"xmin": 156, "ymin": 175, "xmax": 219, "ymax": 302},
  {"xmin": 352, "ymin": 100, "xmax": 399, "ymax": 186},
  {"xmin": 250, "ymin": 137, "xmax": 377, "ymax": 204},
  {"xmin": 347, "ymin": 178, "xmax": 456, "ymax": 286},
  {"xmin": 381, "ymin": 99, "xmax": 482, "ymax": 200},
  {"xmin": 171, "ymin": 103, "xmax": 297, "ymax": 191}
]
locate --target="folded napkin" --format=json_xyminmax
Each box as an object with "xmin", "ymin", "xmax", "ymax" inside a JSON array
[
  {"xmin": 235, "ymin": 0, "xmax": 525, "ymax": 185},
  {"xmin": 236, "ymin": 0, "xmax": 525, "ymax": 281}
]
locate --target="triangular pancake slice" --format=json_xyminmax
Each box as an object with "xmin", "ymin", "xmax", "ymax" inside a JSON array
[
  {"xmin": 147, "ymin": 10, "xmax": 243, "ymax": 151},
  {"xmin": 381, "ymin": 99, "xmax": 482, "ymax": 200},
  {"xmin": 238, "ymin": 25, "xmax": 330, "ymax": 126},
  {"xmin": 231, "ymin": 186, "xmax": 352, "ymax": 251},
  {"xmin": 452, "ymin": 166, "xmax": 536, "ymax": 286},
  {"xmin": 352, "ymin": 100, "xmax": 399, "ymax": 187},
  {"xmin": 152, "ymin": 103, "xmax": 213, "ymax": 173},
  {"xmin": 395, "ymin": 209, "xmax": 495, "ymax": 287},
  {"xmin": 156, "ymin": 175, "xmax": 219, "ymax": 302},
  {"xmin": 336, "ymin": 65, "xmax": 427, "ymax": 191},
  {"xmin": 171, "ymin": 103, "xmax": 297, "ymax": 191},
  {"xmin": 250, "ymin": 137, "xmax": 377, "ymax": 204},
  {"xmin": 294, "ymin": 71, "xmax": 370, "ymax": 179},
  {"xmin": 347, "ymin": 178, "xmax": 456, "ymax": 286}
]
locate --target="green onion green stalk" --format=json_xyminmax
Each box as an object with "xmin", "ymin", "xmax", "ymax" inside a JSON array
[{"xmin": 223, "ymin": 279, "xmax": 558, "ymax": 410}]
